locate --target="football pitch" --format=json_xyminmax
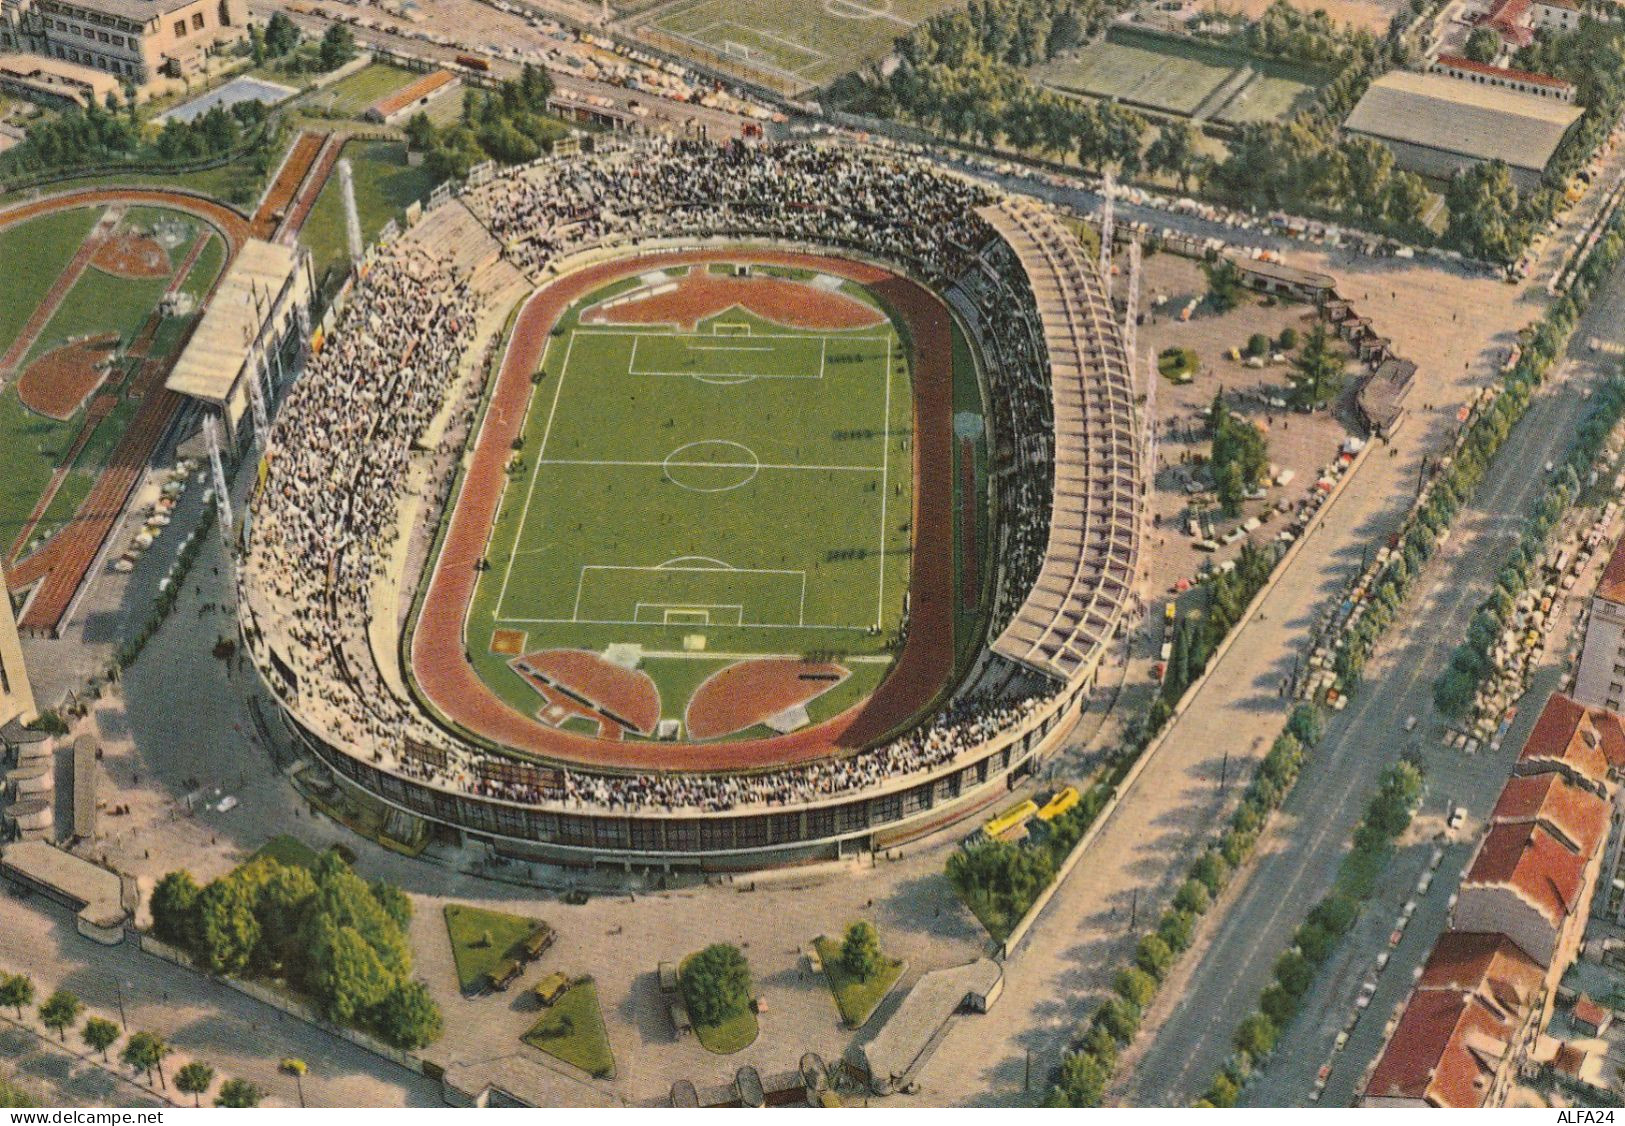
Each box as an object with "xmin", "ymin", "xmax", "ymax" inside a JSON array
[
  {"xmin": 638, "ymin": 0, "xmax": 959, "ymax": 91},
  {"xmin": 464, "ymin": 273, "xmax": 915, "ymax": 738}
]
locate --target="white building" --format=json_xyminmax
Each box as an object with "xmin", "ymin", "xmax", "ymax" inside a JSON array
[{"xmin": 1575, "ymin": 540, "xmax": 1625, "ymax": 712}]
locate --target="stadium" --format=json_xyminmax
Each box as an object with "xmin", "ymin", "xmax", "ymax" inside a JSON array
[{"xmin": 239, "ymin": 138, "xmax": 1144, "ymax": 871}]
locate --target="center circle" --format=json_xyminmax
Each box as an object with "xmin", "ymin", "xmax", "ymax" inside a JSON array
[{"xmin": 662, "ymin": 439, "xmax": 761, "ymax": 493}]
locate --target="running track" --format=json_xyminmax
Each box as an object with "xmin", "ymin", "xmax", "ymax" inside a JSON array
[{"xmin": 411, "ymin": 250, "xmax": 959, "ymax": 772}]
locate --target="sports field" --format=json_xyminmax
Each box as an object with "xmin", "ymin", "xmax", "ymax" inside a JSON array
[
  {"xmin": 462, "ymin": 264, "xmax": 914, "ymax": 742},
  {"xmin": 635, "ymin": 0, "xmax": 959, "ymax": 91},
  {"xmin": 1035, "ymin": 28, "xmax": 1323, "ymax": 124},
  {"xmin": 0, "ymin": 201, "xmax": 226, "ymax": 572}
]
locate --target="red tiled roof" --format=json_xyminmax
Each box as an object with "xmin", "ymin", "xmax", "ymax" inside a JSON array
[
  {"xmin": 1433, "ymin": 54, "xmax": 1574, "ymax": 91},
  {"xmin": 1490, "ymin": 772, "xmax": 1610, "ymax": 857},
  {"xmin": 369, "ymin": 69, "xmax": 458, "ymax": 120},
  {"xmin": 1574, "ymin": 995, "xmax": 1609, "ymax": 1028},
  {"xmin": 1597, "ymin": 538, "xmax": 1625, "ymax": 605},
  {"xmin": 1518, "ymin": 694, "xmax": 1610, "ymax": 789},
  {"xmin": 1465, "ymin": 820, "xmax": 1589, "ymax": 926},
  {"xmin": 1418, "ymin": 931, "xmax": 1545, "ymax": 1013},
  {"xmin": 1592, "ymin": 706, "xmax": 1625, "ymax": 771},
  {"xmin": 1365, "ymin": 989, "xmax": 1509, "ymax": 1107}
]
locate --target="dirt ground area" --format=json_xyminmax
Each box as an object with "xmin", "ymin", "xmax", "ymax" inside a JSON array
[
  {"xmin": 89, "ymin": 232, "xmax": 171, "ymax": 279},
  {"xmin": 1134, "ymin": 250, "xmax": 1358, "ymax": 600},
  {"xmin": 1198, "ymin": 0, "xmax": 1404, "ymax": 34},
  {"xmin": 16, "ymin": 333, "xmax": 120, "ymax": 420}
]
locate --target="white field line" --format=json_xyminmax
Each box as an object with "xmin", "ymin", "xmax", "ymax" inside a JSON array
[{"xmin": 494, "ymin": 329, "xmax": 576, "ymax": 619}]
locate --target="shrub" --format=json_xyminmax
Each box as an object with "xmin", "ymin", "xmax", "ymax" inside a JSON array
[
  {"xmin": 1114, "ymin": 967, "xmax": 1158, "ymax": 1009},
  {"xmin": 1173, "ymin": 878, "xmax": 1211, "ymax": 915},
  {"xmin": 1135, "ymin": 934, "xmax": 1174, "ymax": 981}
]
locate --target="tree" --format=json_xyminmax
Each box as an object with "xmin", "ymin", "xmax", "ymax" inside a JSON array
[
  {"xmin": 310, "ymin": 918, "xmax": 395, "ymax": 1026},
  {"xmin": 1051, "ymin": 1048, "xmax": 1108, "ymax": 1107},
  {"xmin": 1291, "ymin": 321, "xmax": 1345, "ymax": 408},
  {"xmin": 1464, "ymin": 26, "xmax": 1500, "ymax": 63},
  {"xmin": 1114, "ymin": 967, "xmax": 1158, "ymax": 1008},
  {"xmin": 122, "ymin": 1031, "xmax": 171, "ymax": 1088},
  {"xmin": 681, "ymin": 944, "xmax": 752, "ymax": 1027},
  {"xmin": 1204, "ymin": 258, "xmax": 1245, "ymax": 313},
  {"xmin": 840, "ymin": 921, "xmax": 884, "ymax": 981},
  {"xmin": 196, "ymin": 876, "xmax": 261, "ymax": 975},
  {"xmin": 1236, "ymin": 1012, "xmax": 1279, "ymax": 1057},
  {"xmin": 280, "ymin": 1059, "xmax": 308, "ymax": 1108},
  {"xmin": 1095, "ymin": 996, "xmax": 1141, "ymax": 1044},
  {"xmin": 150, "ymin": 870, "xmax": 203, "ymax": 948},
  {"xmin": 0, "ymin": 974, "xmax": 35, "ymax": 1019},
  {"xmin": 215, "ymin": 1079, "xmax": 264, "ymax": 1108},
  {"xmin": 318, "ymin": 23, "xmax": 356, "ymax": 71},
  {"xmin": 376, "ymin": 980, "xmax": 442, "ymax": 1050},
  {"xmin": 1247, "ymin": 332, "xmax": 1271, "ymax": 358},
  {"xmin": 39, "ymin": 991, "xmax": 82, "ymax": 1041},
  {"xmin": 1135, "ymin": 934, "xmax": 1174, "ymax": 980},
  {"xmin": 1147, "ymin": 119, "xmax": 1201, "ymax": 190},
  {"xmin": 83, "ymin": 1016, "xmax": 120, "ymax": 1061},
  {"xmin": 176, "ymin": 1061, "xmax": 216, "ymax": 1106},
  {"xmin": 263, "ymin": 11, "xmax": 299, "ymax": 56}
]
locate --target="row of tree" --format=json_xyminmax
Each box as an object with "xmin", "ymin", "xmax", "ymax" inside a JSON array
[
  {"xmin": 404, "ymin": 63, "xmax": 558, "ymax": 184},
  {"xmin": 1048, "ymin": 706, "xmax": 1325, "ymax": 1106},
  {"xmin": 149, "ymin": 850, "xmax": 442, "ymax": 1050},
  {"xmin": 1197, "ymin": 760, "xmax": 1422, "ymax": 1106},
  {"xmin": 0, "ymin": 972, "xmax": 263, "ymax": 1106}
]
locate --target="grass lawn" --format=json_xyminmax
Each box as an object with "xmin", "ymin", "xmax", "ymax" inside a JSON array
[
  {"xmin": 646, "ymin": 0, "xmax": 960, "ymax": 90},
  {"xmin": 444, "ymin": 903, "xmax": 543, "ymax": 992},
  {"xmin": 303, "ymin": 63, "xmax": 421, "ymax": 119},
  {"xmin": 521, "ymin": 978, "xmax": 615, "ymax": 1077},
  {"xmin": 692, "ymin": 1007, "xmax": 758, "ymax": 1055},
  {"xmin": 250, "ymin": 834, "xmax": 321, "ymax": 869},
  {"xmin": 0, "ymin": 207, "xmax": 98, "ymax": 358},
  {"xmin": 26, "ymin": 268, "xmax": 168, "ymax": 365},
  {"xmin": 300, "ymin": 140, "xmax": 434, "ymax": 288},
  {"xmin": 179, "ymin": 234, "xmax": 226, "ymax": 304},
  {"xmin": 812, "ymin": 936, "xmax": 904, "ymax": 1028},
  {"xmin": 1159, "ymin": 346, "xmax": 1199, "ymax": 383}
]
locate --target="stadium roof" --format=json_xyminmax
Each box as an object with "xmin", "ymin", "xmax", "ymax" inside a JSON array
[
  {"xmin": 1343, "ymin": 70, "xmax": 1582, "ymax": 174},
  {"xmin": 166, "ymin": 239, "xmax": 298, "ymax": 405}
]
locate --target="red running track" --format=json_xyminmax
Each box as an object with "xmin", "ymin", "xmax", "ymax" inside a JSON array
[{"xmin": 411, "ymin": 250, "xmax": 959, "ymax": 772}]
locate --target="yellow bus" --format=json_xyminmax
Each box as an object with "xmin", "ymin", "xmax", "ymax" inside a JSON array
[
  {"xmin": 1037, "ymin": 786, "xmax": 1081, "ymax": 822},
  {"xmin": 983, "ymin": 799, "xmax": 1038, "ymax": 839}
]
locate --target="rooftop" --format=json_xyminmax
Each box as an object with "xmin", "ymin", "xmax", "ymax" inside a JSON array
[
  {"xmin": 1517, "ymin": 692, "xmax": 1610, "ymax": 789},
  {"xmin": 1432, "ymin": 54, "xmax": 1574, "ymax": 92},
  {"xmin": 1464, "ymin": 819, "xmax": 1589, "ymax": 927},
  {"xmin": 48, "ymin": 0, "xmax": 210, "ymax": 24},
  {"xmin": 1418, "ymin": 931, "xmax": 1545, "ymax": 1010},
  {"xmin": 1489, "ymin": 770, "xmax": 1610, "ymax": 857},
  {"xmin": 1343, "ymin": 70, "xmax": 1582, "ymax": 173},
  {"xmin": 0, "ymin": 839, "xmax": 126, "ymax": 929},
  {"xmin": 1364, "ymin": 987, "xmax": 1510, "ymax": 1107},
  {"xmin": 166, "ymin": 239, "xmax": 298, "ymax": 404},
  {"xmin": 1596, "ymin": 538, "xmax": 1625, "ymax": 605}
]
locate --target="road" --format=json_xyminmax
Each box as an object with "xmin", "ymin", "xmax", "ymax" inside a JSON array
[
  {"xmin": 0, "ymin": 896, "xmax": 444, "ymax": 1108},
  {"xmin": 1119, "ymin": 279, "xmax": 1619, "ymax": 1105}
]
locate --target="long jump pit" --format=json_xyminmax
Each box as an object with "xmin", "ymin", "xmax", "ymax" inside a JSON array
[{"xmin": 408, "ymin": 248, "xmax": 964, "ymax": 774}]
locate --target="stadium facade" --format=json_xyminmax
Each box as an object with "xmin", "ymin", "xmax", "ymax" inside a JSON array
[{"xmin": 242, "ymin": 140, "xmax": 1144, "ymax": 871}]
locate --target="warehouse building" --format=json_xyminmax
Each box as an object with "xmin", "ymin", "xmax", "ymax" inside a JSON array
[{"xmin": 1343, "ymin": 69, "xmax": 1583, "ymax": 192}]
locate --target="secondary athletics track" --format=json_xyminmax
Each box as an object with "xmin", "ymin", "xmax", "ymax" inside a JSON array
[
  {"xmin": 411, "ymin": 249, "xmax": 960, "ymax": 772},
  {"xmin": 0, "ymin": 187, "xmax": 248, "ymax": 635}
]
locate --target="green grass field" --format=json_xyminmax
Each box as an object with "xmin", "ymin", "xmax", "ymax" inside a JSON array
[
  {"xmin": 1036, "ymin": 29, "xmax": 1323, "ymax": 123},
  {"xmin": 0, "ymin": 208, "xmax": 97, "ymax": 359},
  {"xmin": 522, "ymin": 979, "xmax": 615, "ymax": 1077},
  {"xmin": 301, "ymin": 140, "xmax": 435, "ymax": 287},
  {"xmin": 643, "ymin": 0, "xmax": 959, "ymax": 89},
  {"xmin": 461, "ymin": 271, "xmax": 915, "ymax": 741},
  {"xmin": 813, "ymin": 934, "xmax": 904, "ymax": 1027},
  {"xmin": 303, "ymin": 62, "xmax": 422, "ymax": 119},
  {"xmin": 443, "ymin": 904, "xmax": 544, "ymax": 992}
]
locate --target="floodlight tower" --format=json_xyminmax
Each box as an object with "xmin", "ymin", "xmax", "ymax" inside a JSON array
[
  {"xmin": 1122, "ymin": 237, "xmax": 1141, "ymax": 367},
  {"xmin": 204, "ymin": 414, "xmax": 234, "ymax": 542},
  {"xmin": 1098, "ymin": 170, "xmax": 1116, "ymax": 301}
]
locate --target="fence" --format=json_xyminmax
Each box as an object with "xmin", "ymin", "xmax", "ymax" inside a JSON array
[{"xmin": 137, "ymin": 933, "xmax": 431, "ymax": 1077}]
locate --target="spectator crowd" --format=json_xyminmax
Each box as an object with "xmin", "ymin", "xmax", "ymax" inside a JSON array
[{"xmin": 243, "ymin": 138, "xmax": 1084, "ymax": 818}]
